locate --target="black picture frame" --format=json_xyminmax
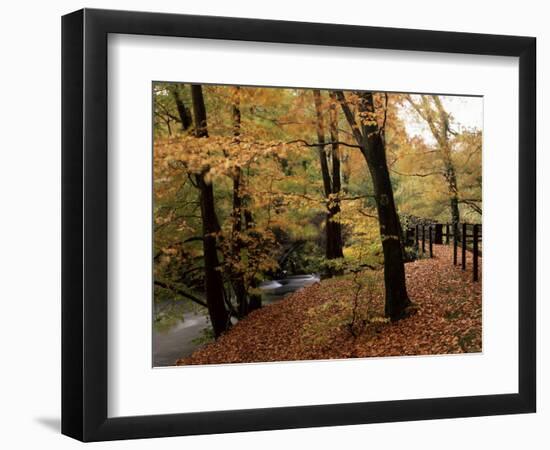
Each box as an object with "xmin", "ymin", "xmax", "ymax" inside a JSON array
[{"xmin": 62, "ymin": 8, "xmax": 536, "ymax": 442}]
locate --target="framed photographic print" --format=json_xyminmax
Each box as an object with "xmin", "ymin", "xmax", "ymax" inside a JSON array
[{"xmin": 61, "ymin": 8, "xmax": 536, "ymax": 442}]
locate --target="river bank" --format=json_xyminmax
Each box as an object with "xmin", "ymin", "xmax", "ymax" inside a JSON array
[{"xmin": 153, "ymin": 274, "xmax": 320, "ymax": 366}]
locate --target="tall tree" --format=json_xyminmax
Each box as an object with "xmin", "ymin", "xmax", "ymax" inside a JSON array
[
  {"xmin": 231, "ymin": 89, "xmax": 264, "ymax": 312},
  {"xmin": 335, "ymin": 90, "xmax": 411, "ymax": 320},
  {"xmin": 171, "ymin": 84, "xmax": 193, "ymax": 131},
  {"xmin": 190, "ymin": 84, "xmax": 231, "ymax": 337},
  {"xmin": 228, "ymin": 87, "xmax": 250, "ymax": 316},
  {"xmin": 313, "ymin": 89, "xmax": 344, "ymax": 262},
  {"xmin": 405, "ymin": 95, "xmax": 461, "ymax": 230}
]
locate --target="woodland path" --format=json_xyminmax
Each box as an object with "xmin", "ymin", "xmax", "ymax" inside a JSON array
[{"xmin": 177, "ymin": 245, "xmax": 482, "ymax": 365}]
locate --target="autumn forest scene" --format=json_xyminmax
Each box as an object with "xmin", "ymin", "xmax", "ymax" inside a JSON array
[{"xmin": 153, "ymin": 82, "xmax": 482, "ymax": 367}]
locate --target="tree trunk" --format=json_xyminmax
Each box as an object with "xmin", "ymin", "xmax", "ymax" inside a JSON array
[
  {"xmin": 431, "ymin": 96, "xmax": 461, "ymax": 232},
  {"xmin": 364, "ymin": 137, "xmax": 411, "ymax": 319},
  {"xmin": 336, "ymin": 90, "xmax": 411, "ymax": 320},
  {"xmin": 190, "ymin": 84, "xmax": 231, "ymax": 337},
  {"xmin": 231, "ymin": 169, "xmax": 248, "ymax": 317},
  {"xmin": 360, "ymin": 93, "xmax": 411, "ymax": 319},
  {"xmin": 229, "ymin": 87, "xmax": 249, "ymax": 317},
  {"xmin": 313, "ymin": 90, "xmax": 344, "ymax": 262},
  {"xmin": 243, "ymin": 204, "xmax": 262, "ymax": 311},
  {"xmin": 407, "ymin": 95, "xmax": 461, "ymax": 232},
  {"xmin": 328, "ymin": 92, "xmax": 344, "ymax": 259},
  {"xmin": 446, "ymin": 164, "xmax": 461, "ymax": 237},
  {"xmin": 171, "ymin": 85, "xmax": 193, "ymax": 131}
]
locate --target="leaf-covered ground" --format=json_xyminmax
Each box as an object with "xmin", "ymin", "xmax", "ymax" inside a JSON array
[{"xmin": 177, "ymin": 245, "xmax": 481, "ymax": 365}]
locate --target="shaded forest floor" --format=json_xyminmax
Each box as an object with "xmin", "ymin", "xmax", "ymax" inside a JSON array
[{"xmin": 177, "ymin": 245, "xmax": 482, "ymax": 366}]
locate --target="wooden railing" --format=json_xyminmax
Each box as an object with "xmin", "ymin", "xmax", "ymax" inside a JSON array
[{"xmin": 406, "ymin": 223, "xmax": 482, "ymax": 282}]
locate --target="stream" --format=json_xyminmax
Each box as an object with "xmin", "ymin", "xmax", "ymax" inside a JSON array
[{"xmin": 153, "ymin": 274, "xmax": 320, "ymax": 367}]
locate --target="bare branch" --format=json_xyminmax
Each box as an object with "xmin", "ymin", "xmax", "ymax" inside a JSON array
[
  {"xmin": 154, "ymin": 280, "xmax": 207, "ymax": 308},
  {"xmin": 285, "ymin": 138, "xmax": 362, "ymax": 149},
  {"xmin": 390, "ymin": 168, "xmax": 443, "ymax": 178},
  {"xmin": 341, "ymin": 194, "xmax": 376, "ymax": 201},
  {"xmin": 358, "ymin": 210, "xmax": 378, "ymax": 220},
  {"xmin": 459, "ymin": 199, "xmax": 482, "ymax": 215},
  {"xmin": 405, "ymin": 95, "xmax": 446, "ymax": 148}
]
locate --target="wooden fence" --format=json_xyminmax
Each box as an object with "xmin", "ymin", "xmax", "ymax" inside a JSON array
[{"xmin": 406, "ymin": 223, "xmax": 482, "ymax": 282}]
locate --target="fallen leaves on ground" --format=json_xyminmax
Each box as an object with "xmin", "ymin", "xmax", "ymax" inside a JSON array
[{"xmin": 177, "ymin": 245, "xmax": 481, "ymax": 365}]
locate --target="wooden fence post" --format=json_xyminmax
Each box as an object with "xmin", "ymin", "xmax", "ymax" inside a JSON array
[
  {"xmin": 473, "ymin": 224, "xmax": 479, "ymax": 282},
  {"xmin": 415, "ymin": 224, "xmax": 419, "ymax": 249},
  {"xmin": 445, "ymin": 223, "xmax": 450, "ymax": 244},
  {"xmin": 461, "ymin": 223, "xmax": 467, "ymax": 271},
  {"xmin": 434, "ymin": 224, "xmax": 443, "ymax": 244},
  {"xmin": 429, "ymin": 225, "xmax": 433, "ymax": 257},
  {"xmin": 421, "ymin": 225, "xmax": 425, "ymax": 254},
  {"xmin": 453, "ymin": 223, "xmax": 458, "ymax": 265}
]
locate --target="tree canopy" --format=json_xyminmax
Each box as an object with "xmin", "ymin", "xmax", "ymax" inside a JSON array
[{"xmin": 153, "ymin": 82, "xmax": 482, "ymax": 340}]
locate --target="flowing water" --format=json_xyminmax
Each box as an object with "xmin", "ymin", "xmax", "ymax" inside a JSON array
[{"xmin": 153, "ymin": 274, "xmax": 320, "ymax": 367}]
